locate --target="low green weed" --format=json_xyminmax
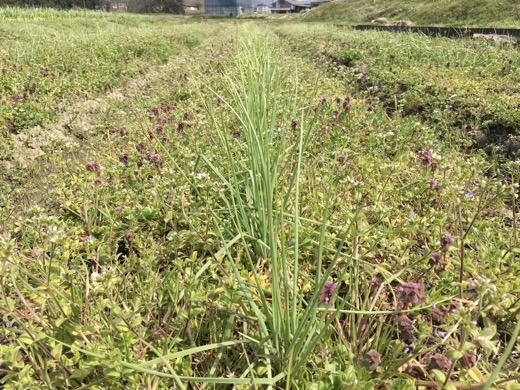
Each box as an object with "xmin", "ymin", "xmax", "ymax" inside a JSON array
[
  {"xmin": 338, "ymin": 48, "xmax": 363, "ymax": 66},
  {"xmin": 0, "ymin": 15, "xmax": 518, "ymax": 390}
]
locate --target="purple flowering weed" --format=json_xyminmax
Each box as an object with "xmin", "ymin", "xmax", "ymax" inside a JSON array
[
  {"xmin": 398, "ymin": 282, "xmax": 426, "ymax": 306},
  {"xmin": 319, "ymin": 281, "xmax": 338, "ymax": 305},
  {"xmin": 86, "ymin": 162, "xmax": 102, "ymax": 172},
  {"xmin": 440, "ymin": 233, "xmax": 455, "ymax": 249}
]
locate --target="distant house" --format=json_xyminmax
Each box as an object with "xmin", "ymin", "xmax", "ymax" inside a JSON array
[
  {"xmin": 240, "ymin": 4, "xmax": 256, "ymax": 14},
  {"xmin": 270, "ymin": 0, "xmax": 310, "ymax": 14},
  {"xmin": 205, "ymin": 0, "xmax": 253, "ymax": 15},
  {"xmin": 111, "ymin": 2, "xmax": 128, "ymax": 11},
  {"xmin": 255, "ymin": 1, "xmax": 270, "ymax": 14}
]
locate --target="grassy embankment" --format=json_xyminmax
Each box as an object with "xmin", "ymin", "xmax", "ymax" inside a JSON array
[
  {"xmin": 0, "ymin": 10, "xmax": 519, "ymax": 389},
  {"xmin": 303, "ymin": 0, "xmax": 520, "ymax": 27}
]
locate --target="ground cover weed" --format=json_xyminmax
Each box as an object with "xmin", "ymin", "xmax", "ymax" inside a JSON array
[{"xmin": 0, "ymin": 15, "xmax": 518, "ymax": 389}]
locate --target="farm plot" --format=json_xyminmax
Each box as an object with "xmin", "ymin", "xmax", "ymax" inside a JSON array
[{"xmin": 0, "ymin": 14, "xmax": 519, "ymax": 389}]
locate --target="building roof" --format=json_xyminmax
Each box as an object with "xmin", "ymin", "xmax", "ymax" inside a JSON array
[{"xmin": 286, "ymin": 0, "xmax": 310, "ymax": 5}]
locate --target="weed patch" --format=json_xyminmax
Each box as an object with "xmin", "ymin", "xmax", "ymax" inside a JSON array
[{"xmin": 0, "ymin": 13, "xmax": 519, "ymax": 389}]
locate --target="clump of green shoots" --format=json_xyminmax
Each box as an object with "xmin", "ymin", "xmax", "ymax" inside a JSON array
[{"xmin": 200, "ymin": 25, "xmax": 349, "ymax": 386}]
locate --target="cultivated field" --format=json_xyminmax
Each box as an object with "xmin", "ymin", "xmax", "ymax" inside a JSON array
[{"xmin": 0, "ymin": 10, "xmax": 519, "ymax": 389}]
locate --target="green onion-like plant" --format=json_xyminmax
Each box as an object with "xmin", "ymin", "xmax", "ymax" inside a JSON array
[{"xmin": 200, "ymin": 25, "xmax": 343, "ymax": 387}]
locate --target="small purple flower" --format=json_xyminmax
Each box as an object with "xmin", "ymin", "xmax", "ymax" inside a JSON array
[
  {"xmin": 432, "ymin": 307, "xmax": 446, "ymax": 324},
  {"xmin": 161, "ymin": 102, "xmax": 171, "ymax": 113},
  {"xmin": 365, "ymin": 349, "xmax": 381, "ymax": 370},
  {"xmin": 367, "ymin": 104, "xmax": 374, "ymax": 112},
  {"xmin": 397, "ymin": 314, "xmax": 416, "ymax": 341},
  {"xmin": 86, "ymin": 162, "xmax": 102, "ymax": 172},
  {"xmin": 369, "ymin": 276, "xmax": 382, "ymax": 288},
  {"xmin": 342, "ymin": 97, "xmax": 351, "ymax": 112},
  {"xmin": 291, "ymin": 119, "xmax": 299, "ymax": 129},
  {"xmin": 440, "ymin": 233, "xmax": 455, "ymax": 249},
  {"xmin": 232, "ymin": 130, "xmax": 242, "ymax": 139},
  {"xmin": 177, "ymin": 122, "xmax": 185, "ymax": 132},
  {"xmin": 403, "ymin": 343, "xmax": 414, "ymax": 354},
  {"xmin": 447, "ymin": 300, "xmax": 461, "ymax": 313},
  {"xmin": 183, "ymin": 112, "xmax": 190, "ymax": 120},
  {"xmin": 147, "ymin": 152, "xmax": 161, "ymax": 165},
  {"xmin": 119, "ymin": 153, "xmax": 129, "ymax": 165},
  {"xmin": 466, "ymin": 191, "xmax": 474, "ymax": 198},
  {"xmin": 429, "ymin": 354, "xmax": 452, "ymax": 371},
  {"xmin": 460, "ymin": 350, "xmax": 477, "ymax": 369},
  {"xmin": 148, "ymin": 108, "xmax": 158, "ymax": 118},
  {"xmin": 417, "ymin": 150, "xmax": 432, "ymax": 166},
  {"xmin": 319, "ymin": 281, "xmax": 338, "ymax": 305},
  {"xmin": 332, "ymin": 110, "xmax": 339, "ymax": 119},
  {"xmin": 484, "ymin": 208, "xmax": 495, "ymax": 217},
  {"xmin": 429, "ymin": 250, "xmax": 443, "ymax": 268},
  {"xmin": 338, "ymin": 155, "xmax": 347, "ymax": 164},
  {"xmin": 136, "ymin": 141, "xmax": 146, "ymax": 152},
  {"xmin": 321, "ymin": 125, "xmax": 330, "ymax": 134},
  {"xmin": 398, "ymin": 282, "xmax": 426, "ymax": 306},
  {"xmin": 428, "ymin": 179, "xmax": 442, "ymax": 193}
]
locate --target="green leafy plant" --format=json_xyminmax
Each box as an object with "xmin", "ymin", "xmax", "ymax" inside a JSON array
[{"xmin": 337, "ymin": 48, "xmax": 363, "ymax": 66}]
